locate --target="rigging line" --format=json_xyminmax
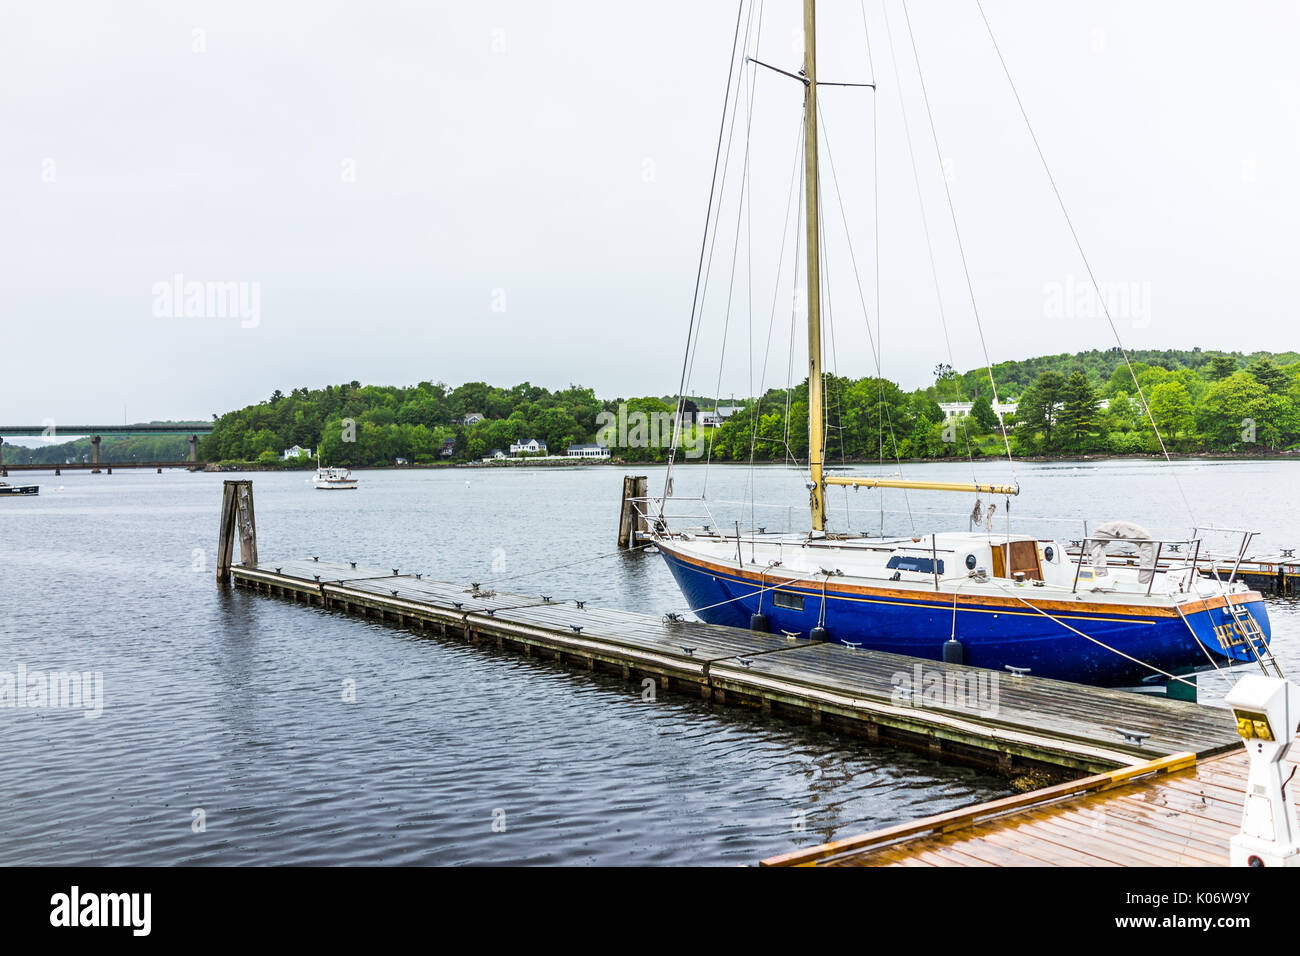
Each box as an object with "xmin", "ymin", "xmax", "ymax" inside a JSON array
[
  {"xmin": 780, "ymin": 161, "xmax": 803, "ymax": 469},
  {"xmin": 863, "ymin": 3, "xmax": 886, "ymax": 531},
  {"xmin": 746, "ymin": 120, "xmax": 805, "ymax": 502},
  {"xmin": 816, "ymin": 105, "xmax": 917, "ymax": 532},
  {"xmin": 815, "ymin": 129, "xmax": 858, "ymax": 534},
  {"xmin": 881, "ymin": 0, "xmax": 978, "ymax": 481},
  {"xmin": 817, "ymin": 183, "xmax": 855, "ymax": 534},
  {"xmin": 703, "ymin": 21, "xmax": 760, "ymax": 496},
  {"xmin": 900, "ymin": 0, "xmax": 1017, "ymax": 487},
  {"xmin": 680, "ymin": 1, "xmax": 760, "ymax": 439},
  {"xmin": 817, "ymin": 173, "xmax": 836, "ymax": 474},
  {"xmin": 973, "ymin": 0, "xmax": 1196, "ymax": 527},
  {"xmin": 662, "ymin": 0, "xmax": 747, "ymax": 510},
  {"xmin": 747, "ymin": 0, "xmax": 765, "ymax": 548}
]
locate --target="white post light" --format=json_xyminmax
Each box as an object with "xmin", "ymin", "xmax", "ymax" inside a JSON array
[{"xmin": 1225, "ymin": 675, "xmax": 1300, "ymax": 867}]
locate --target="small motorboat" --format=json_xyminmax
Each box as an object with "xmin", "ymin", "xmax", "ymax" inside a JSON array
[
  {"xmin": 313, "ymin": 466, "xmax": 357, "ymax": 490},
  {"xmin": 0, "ymin": 481, "xmax": 39, "ymax": 496}
]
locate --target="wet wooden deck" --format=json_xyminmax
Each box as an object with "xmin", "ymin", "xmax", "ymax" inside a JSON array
[
  {"xmin": 760, "ymin": 742, "xmax": 1282, "ymax": 866},
  {"xmin": 229, "ymin": 558, "xmax": 1242, "ymax": 776}
]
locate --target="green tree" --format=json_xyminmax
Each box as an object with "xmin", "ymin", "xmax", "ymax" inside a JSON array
[
  {"xmin": 1015, "ymin": 371, "xmax": 1067, "ymax": 450},
  {"xmin": 970, "ymin": 394, "xmax": 1000, "ymax": 433},
  {"xmin": 1058, "ymin": 371, "xmax": 1101, "ymax": 449},
  {"xmin": 1147, "ymin": 380, "xmax": 1194, "ymax": 442},
  {"xmin": 1207, "ymin": 354, "xmax": 1237, "ymax": 380},
  {"xmin": 1197, "ymin": 372, "xmax": 1280, "ymax": 448},
  {"xmin": 1247, "ymin": 356, "xmax": 1289, "ymax": 394}
]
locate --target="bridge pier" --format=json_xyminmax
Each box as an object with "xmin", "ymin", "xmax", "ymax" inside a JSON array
[
  {"xmin": 90, "ymin": 435, "xmax": 102, "ymax": 473},
  {"xmin": 188, "ymin": 435, "xmax": 198, "ymax": 463},
  {"xmin": 0, "ymin": 438, "xmax": 5, "ymax": 477}
]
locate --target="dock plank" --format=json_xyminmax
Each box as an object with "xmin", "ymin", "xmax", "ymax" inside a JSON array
[{"xmin": 762, "ymin": 744, "xmax": 1284, "ymax": 867}]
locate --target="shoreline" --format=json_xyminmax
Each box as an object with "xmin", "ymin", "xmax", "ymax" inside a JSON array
[{"xmin": 197, "ymin": 449, "xmax": 1300, "ymax": 473}]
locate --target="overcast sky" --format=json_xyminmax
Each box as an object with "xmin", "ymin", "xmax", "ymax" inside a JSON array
[{"xmin": 1, "ymin": 0, "xmax": 1296, "ymax": 425}]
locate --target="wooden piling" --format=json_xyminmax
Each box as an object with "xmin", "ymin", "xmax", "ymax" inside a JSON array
[
  {"xmin": 617, "ymin": 475, "xmax": 648, "ymax": 549},
  {"xmin": 217, "ymin": 480, "xmax": 258, "ymax": 585}
]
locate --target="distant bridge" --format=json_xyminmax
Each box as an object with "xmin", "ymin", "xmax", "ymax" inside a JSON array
[
  {"xmin": 0, "ymin": 423, "xmax": 213, "ymax": 473},
  {"xmin": 0, "ymin": 423, "xmax": 212, "ymax": 437},
  {"xmin": 2, "ymin": 461, "xmax": 202, "ymax": 474}
]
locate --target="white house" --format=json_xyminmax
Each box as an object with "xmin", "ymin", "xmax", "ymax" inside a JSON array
[
  {"xmin": 484, "ymin": 448, "xmax": 507, "ymax": 460},
  {"xmin": 281, "ymin": 444, "xmax": 312, "ymax": 460},
  {"xmin": 938, "ymin": 401, "xmax": 1018, "ymax": 421},
  {"xmin": 510, "ymin": 438, "xmax": 548, "ymax": 456},
  {"xmin": 459, "ymin": 412, "xmax": 485, "ymax": 426},
  {"xmin": 566, "ymin": 443, "xmax": 610, "ymax": 459},
  {"xmin": 697, "ymin": 405, "xmax": 745, "ymax": 427}
]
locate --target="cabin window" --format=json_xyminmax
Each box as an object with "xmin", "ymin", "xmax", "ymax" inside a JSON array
[
  {"xmin": 772, "ymin": 590, "xmax": 804, "ymax": 611},
  {"xmin": 886, "ymin": 555, "xmax": 944, "ymax": 575}
]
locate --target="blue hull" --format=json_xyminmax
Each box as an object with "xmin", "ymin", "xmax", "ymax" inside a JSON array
[{"xmin": 661, "ymin": 547, "xmax": 1270, "ymax": 687}]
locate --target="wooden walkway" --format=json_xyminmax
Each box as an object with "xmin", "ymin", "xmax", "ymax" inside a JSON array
[
  {"xmin": 228, "ymin": 557, "xmax": 1242, "ymax": 776},
  {"xmin": 760, "ymin": 742, "xmax": 1278, "ymax": 866}
]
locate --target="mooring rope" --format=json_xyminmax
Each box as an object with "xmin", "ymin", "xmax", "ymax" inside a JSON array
[
  {"xmin": 662, "ymin": 567, "xmax": 828, "ymax": 619},
  {"xmin": 483, "ymin": 546, "xmax": 632, "ymax": 587},
  {"xmin": 990, "ymin": 582, "xmax": 1198, "ymax": 688}
]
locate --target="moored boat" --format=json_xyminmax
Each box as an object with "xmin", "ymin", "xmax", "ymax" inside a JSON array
[
  {"xmin": 648, "ymin": 0, "xmax": 1276, "ymax": 689},
  {"xmin": 313, "ymin": 466, "xmax": 357, "ymax": 490},
  {"xmin": 657, "ymin": 527, "xmax": 1271, "ymax": 687}
]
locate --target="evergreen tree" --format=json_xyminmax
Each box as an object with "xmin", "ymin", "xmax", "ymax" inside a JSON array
[
  {"xmin": 1207, "ymin": 354, "xmax": 1237, "ymax": 380},
  {"xmin": 1247, "ymin": 356, "xmax": 1289, "ymax": 394},
  {"xmin": 970, "ymin": 394, "xmax": 1000, "ymax": 432},
  {"xmin": 1016, "ymin": 371, "xmax": 1067, "ymax": 450},
  {"xmin": 1059, "ymin": 371, "xmax": 1100, "ymax": 449}
]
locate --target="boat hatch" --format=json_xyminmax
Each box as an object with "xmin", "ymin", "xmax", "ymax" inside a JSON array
[
  {"xmin": 887, "ymin": 555, "xmax": 944, "ymax": 575},
  {"xmin": 991, "ymin": 541, "xmax": 1043, "ymax": 581}
]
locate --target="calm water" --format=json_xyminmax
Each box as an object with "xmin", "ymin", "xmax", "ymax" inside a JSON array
[{"xmin": 1, "ymin": 458, "xmax": 1296, "ymax": 865}]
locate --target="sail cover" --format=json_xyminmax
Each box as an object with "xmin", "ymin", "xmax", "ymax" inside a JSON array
[{"xmin": 1090, "ymin": 520, "xmax": 1157, "ymax": 584}]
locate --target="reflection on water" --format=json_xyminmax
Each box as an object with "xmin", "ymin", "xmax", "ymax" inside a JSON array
[{"xmin": 1, "ymin": 459, "xmax": 1294, "ymax": 863}]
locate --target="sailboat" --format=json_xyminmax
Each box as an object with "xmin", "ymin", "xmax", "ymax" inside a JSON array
[{"xmin": 651, "ymin": 0, "xmax": 1274, "ymax": 689}]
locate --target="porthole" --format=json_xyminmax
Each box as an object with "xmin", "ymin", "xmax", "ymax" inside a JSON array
[
  {"xmin": 965, "ymin": 554, "xmax": 977, "ymax": 571},
  {"xmin": 1044, "ymin": 546, "xmax": 1056, "ymax": 563}
]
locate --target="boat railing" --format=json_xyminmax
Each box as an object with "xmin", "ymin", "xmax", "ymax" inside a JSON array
[
  {"xmin": 634, "ymin": 495, "xmax": 720, "ymax": 535},
  {"xmin": 1192, "ymin": 527, "xmax": 1259, "ymax": 590},
  {"xmin": 1070, "ymin": 535, "xmax": 1205, "ymax": 596}
]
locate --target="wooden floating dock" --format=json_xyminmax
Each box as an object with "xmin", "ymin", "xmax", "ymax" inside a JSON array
[
  {"xmin": 760, "ymin": 741, "xmax": 1284, "ymax": 867},
  {"xmin": 227, "ymin": 558, "xmax": 1240, "ymax": 776}
]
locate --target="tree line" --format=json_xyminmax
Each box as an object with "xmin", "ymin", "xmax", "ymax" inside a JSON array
[{"xmin": 195, "ymin": 348, "xmax": 1300, "ymax": 467}]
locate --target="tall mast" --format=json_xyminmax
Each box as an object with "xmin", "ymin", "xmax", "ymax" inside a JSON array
[{"xmin": 803, "ymin": 0, "xmax": 826, "ymax": 531}]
